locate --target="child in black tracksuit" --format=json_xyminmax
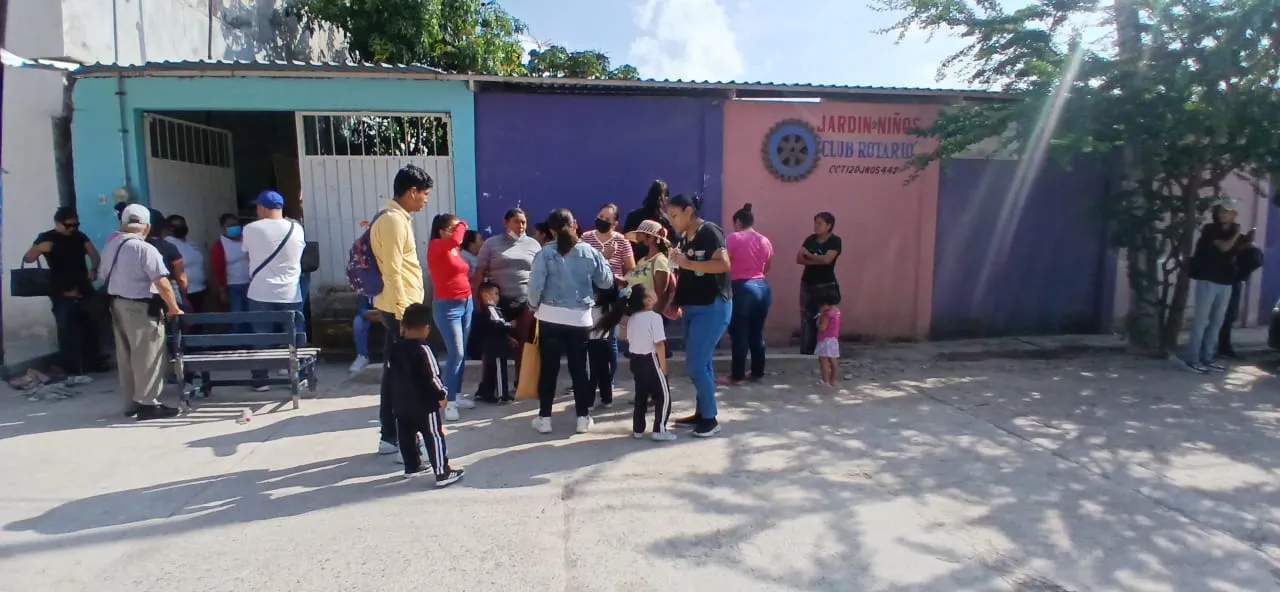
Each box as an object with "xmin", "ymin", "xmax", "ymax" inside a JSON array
[
  {"xmin": 473, "ymin": 283, "xmax": 514, "ymax": 404},
  {"xmin": 586, "ymin": 287, "xmax": 620, "ymax": 407},
  {"xmin": 594, "ymin": 285, "xmax": 675, "ymax": 441},
  {"xmin": 389, "ymin": 304, "xmax": 465, "ymax": 487}
]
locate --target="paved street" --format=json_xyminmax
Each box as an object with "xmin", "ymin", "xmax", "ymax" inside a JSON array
[{"xmin": 1, "ymin": 346, "xmax": 1278, "ymax": 591}]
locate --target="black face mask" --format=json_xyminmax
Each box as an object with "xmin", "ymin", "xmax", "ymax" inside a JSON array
[
  {"xmin": 171, "ymin": 226, "xmax": 189, "ymax": 239},
  {"xmin": 593, "ymin": 217, "xmax": 612, "ymax": 233}
]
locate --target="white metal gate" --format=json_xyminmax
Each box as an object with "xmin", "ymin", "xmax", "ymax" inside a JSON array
[
  {"xmin": 296, "ymin": 112, "xmax": 456, "ymax": 291},
  {"xmin": 143, "ymin": 114, "xmax": 238, "ymax": 253}
]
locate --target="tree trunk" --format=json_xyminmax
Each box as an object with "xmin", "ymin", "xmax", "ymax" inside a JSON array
[
  {"xmin": 1160, "ymin": 190, "xmax": 1199, "ymax": 351},
  {"xmin": 1125, "ymin": 242, "xmax": 1162, "ymax": 350}
]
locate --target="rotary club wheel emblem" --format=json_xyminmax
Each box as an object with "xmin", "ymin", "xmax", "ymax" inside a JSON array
[{"xmin": 763, "ymin": 119, "xmax": 820, "ymax": 182}]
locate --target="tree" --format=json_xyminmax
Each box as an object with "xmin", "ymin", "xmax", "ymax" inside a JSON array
[
  {"xmin": 526, "ymin": 45, "xmax": 640, "ymax": 80},
  {"xmin": 873, "ymin": 0, "xmax": 1280, "ymax": 351},
  {"xmin": 291, "ymin": 0, "xmax": 640, "ymax": 79}
]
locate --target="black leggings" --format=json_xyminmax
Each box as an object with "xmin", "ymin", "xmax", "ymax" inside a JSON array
[
  {"xmin": 586, "ymin": 338, "xmax": 615, "ymax": 405},
  {"xmin": 537, "ymin": 321, "xmax": 593, "ymax": 417},
  {"xmin": 630, "ymin": 352, "xmax": 672, "ymax": 434},
  {"xmin": 396, "ymin": 409, "xmax": 450, "ymax": 476}
]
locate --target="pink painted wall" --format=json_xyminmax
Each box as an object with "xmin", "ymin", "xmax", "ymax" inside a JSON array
[{"xmin": 722, "ymin": 100, "xmax": 941, "ymax": 343}]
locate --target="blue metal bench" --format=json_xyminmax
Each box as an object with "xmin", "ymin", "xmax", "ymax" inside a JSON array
[{"xmin": 172, "ymin": 311, "xmax": 321, "ymax": 411}]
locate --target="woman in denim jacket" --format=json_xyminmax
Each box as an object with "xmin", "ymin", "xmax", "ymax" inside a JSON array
[{"xmin": 528, "ymin": 208, "xmax": 614, "ymax": 435}]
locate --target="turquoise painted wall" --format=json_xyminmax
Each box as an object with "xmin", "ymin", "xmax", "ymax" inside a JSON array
[{"xmin": 71, "ymin": 76, "xmax": 478, "ymax": 247}]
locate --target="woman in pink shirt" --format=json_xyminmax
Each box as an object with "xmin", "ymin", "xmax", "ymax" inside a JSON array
[{"xmin": 722, "ymin": 203, "xmax": 774, "ymax": 384}]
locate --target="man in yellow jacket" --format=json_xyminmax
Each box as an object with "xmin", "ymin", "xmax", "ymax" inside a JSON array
[{"xmin": 372, "ymin": 164, "xmax": 433, "ymax": 457}]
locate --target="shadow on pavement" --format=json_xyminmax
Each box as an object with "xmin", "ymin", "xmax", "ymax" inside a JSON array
[{"xmin": 3, "ymin": 354, "xmax": 1279, "ymax": 589}]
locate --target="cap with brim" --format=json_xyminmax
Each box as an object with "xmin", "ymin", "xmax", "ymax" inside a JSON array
[
  {"xmin": 121, "ymin": 203, "xmax": 151, "ymax": 228},
  {"xmin": 624, "ymin": 219, "xmax": 669, "ymax": 246},
  {"xmin": 253, "ymin": 190, "xmax": 285, "ymax": 210}
]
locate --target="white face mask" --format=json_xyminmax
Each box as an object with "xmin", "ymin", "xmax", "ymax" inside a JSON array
[{"xmin": 507, "ymin": 230, "xmax": 521, "ymax": 241}]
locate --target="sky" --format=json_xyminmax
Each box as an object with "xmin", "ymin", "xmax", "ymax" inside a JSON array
[{"xmin": 499, "ymin": 0, "xmax": 974, "ymax": 89}]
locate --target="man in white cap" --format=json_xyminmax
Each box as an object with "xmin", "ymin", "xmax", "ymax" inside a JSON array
[
  {"xmin": 1179, "ymin": 200, "xmax": 1246, "ymax": 373},
  {"xmin": 101, "ymin": 203, "xmax": 183, "ymax": 419}
]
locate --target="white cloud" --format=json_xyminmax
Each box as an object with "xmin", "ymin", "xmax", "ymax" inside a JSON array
[{"xmin": 628, "ymin": 0, "xmax": 745, "ymax": 81}]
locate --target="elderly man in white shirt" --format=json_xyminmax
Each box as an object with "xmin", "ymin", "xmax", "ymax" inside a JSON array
[
  {"xmin": 241, "ymin": 190, "xmax": 306, "ymax": 390},
  {"xmin": 102, "ymin": 204, "xmax": 183, "ymax": 420}
]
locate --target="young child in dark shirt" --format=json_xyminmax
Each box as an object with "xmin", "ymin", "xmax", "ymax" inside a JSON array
[
  {"xmin": 389, "ymin": 304, "xmax": 465, "ymax": 487},
  {"xmin": 472, "ymin": 283, "xmax": 517, "ymax": 404}
]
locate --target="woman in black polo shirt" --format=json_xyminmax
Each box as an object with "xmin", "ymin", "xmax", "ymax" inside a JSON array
[
  {"xmin": 666, "ymin": 194, "xmax": 732, "ymax": 438},
  {"xmin": 796, "ymin": 212, "xmax": 842, "ymax": 355}
]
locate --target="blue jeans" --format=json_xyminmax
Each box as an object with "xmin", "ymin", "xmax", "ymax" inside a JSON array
[
  {"xmin": 681, "ymin": 298, "xmax": 732, "ymax": 419},
  {"xmin": 249, "ymin": 299, "xmax": 305, "ymax": 382},
  {"xmin": 729, "ymin": 279, "xmax": 772, "ymax": 380},
  {"xmin": 433, "ymin": 298, "xmax": 473, "ymax": 401},
  {"xmin": 1185, "ymin": 280, "xmax": 1232, "ymax": 365},
  {"xmin": 353, "ymin": 297, "xmax": 372, "ymax": 358},
  {"xmin": 227, "ymin": 284, "xmax": 251, "ymax": 334}
]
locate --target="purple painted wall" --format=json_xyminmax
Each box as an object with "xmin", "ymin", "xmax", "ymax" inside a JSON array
[
  {"xmin": 931, "ymin": 158, "xmax": 1112, "ymax": 338},
  {"xmin": 1261, "ymin": 182, "xmax": 1279, "ymax": 322},
  {"xmin": 474, "ymin": 93, "xmax": 724, "ymax": 233}
]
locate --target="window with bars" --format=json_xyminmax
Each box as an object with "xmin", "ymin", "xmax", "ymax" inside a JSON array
[
  {"xmin": 301, "ymin": 114, "xmax": 452, "ymax": 157},
  {"xmin": 146, "ymin": 116, "xmax": 233, "ymax": 168}
]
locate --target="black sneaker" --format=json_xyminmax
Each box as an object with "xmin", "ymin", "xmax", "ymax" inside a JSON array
[
  {"xmin": 475, "ymin": 394, "xmax": 501, "ymax": 405},
  {"xmin": 124, "ymin": 403, "xmax": 142, "ymax": 418},
  {"xmin": 436, "ymin": 468, "xmax": 465, "ymax": 488},
  {"xmin": 692, "ymin": 419, "xmax": 721, "ymax": 438},
  {"xmin": 499, "ymin": 395, "xmax": 515, "ymax": 404},
  {"xmin": 673, "ymin": 414, "xmax": 702, "ymax": 425},
  {"xmin": 135, "ymin": 404, "xmax": 180, "ymax": 420},
  {"xmin": 1204, "ymin": 361, "xmax": 1228, "ymax": 372}
]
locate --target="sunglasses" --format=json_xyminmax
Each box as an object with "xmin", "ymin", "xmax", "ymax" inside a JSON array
[{"xmin": 61, "ymin": 222, "xmax": 80, "ymax": 229}]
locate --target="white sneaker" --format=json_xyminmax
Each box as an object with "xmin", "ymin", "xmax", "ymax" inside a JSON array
[
  {"xmin": 632, "ymin": 432, "xmax": 644, "ymax": 439},
  {"xmin": 651, "ymin": 431, "xmax": 677, "ymax": 442},
  {"xmin": 576, "ymin": 416, "xmax": 594, "ymax": 434},
  {"xmin": 348, "ymin": 355, "xmax": 370, "ymax": 374},
  {"xmin": 454, "ymin": 395, "xmax": 476, "ymax": 409},
  {"xmin": 378, "ymin": 440, "xmax": 398, "ymax": 455},
  {"xmin": 64, "ymin": 375, "xmax": 93, "ymax": 385},
  {"xmin": 532, "ymin": 416, "xmax": 553, "ymax": 434},
  {"xmin": 443, "ymin": 403, "xmax": 460, "ymax": 422},
  {"xmin": 253, "ymin": 385, "xmax": 271, "ymax": 392}
]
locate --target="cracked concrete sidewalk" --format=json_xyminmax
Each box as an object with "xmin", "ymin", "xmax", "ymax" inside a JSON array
[{"xmin": 0, "ymin": 335, "xmax": 1277, "ymax": 591}]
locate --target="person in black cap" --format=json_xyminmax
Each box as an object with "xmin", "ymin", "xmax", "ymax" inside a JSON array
[
  {"xmin": 24, "ymin": 206, "xmax": 105, "ymax": 382},
  {"xmin": 145, "ymin": 208, "xmax": 187, "ymax": 309}
]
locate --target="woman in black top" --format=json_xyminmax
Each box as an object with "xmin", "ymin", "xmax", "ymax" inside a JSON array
[
  {"xmin": 796, "ymin": 212, "xmax": 842, "ymax": 355},
  {"xmin": 24, "ymin": 206, "xmax": 104, "ymax": 380},
  {"xmin": 666, "ymin": 194, "xmax": 732, "ymax": 438}
]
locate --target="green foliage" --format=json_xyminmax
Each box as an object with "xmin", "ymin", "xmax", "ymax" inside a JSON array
[
  {"xmin": 526, "ymin": 45, "xmax": 641, "ymax": 80},
  {"xmin": 874, "ymin": 0, "xmax": 1280, "ymax": 350},
  {"xmin": 290, "ymin": 0, "xmax": 640, "ymax": 79}
]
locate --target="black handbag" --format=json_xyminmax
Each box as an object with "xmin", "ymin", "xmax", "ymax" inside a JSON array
[
  {"xmin": 301, "ymin": 241, "xmax": 320, "ymax": 273},
  {"xmin": 10, "ymin": 260, "xmax": 53, "ymax": 297}
]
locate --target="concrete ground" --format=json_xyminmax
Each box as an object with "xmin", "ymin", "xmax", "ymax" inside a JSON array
[{"xmin": 1, "ymin": 336, "xmax": 1278, "ymax": 591}]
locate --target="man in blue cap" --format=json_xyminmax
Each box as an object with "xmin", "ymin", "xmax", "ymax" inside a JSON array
[{"xmin": 242, "ymin": 190, "xmax": 307, "ymax": 390}]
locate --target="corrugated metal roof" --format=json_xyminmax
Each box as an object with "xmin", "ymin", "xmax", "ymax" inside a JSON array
[
  {"xmin": 73, "ymin": 59, "xmax": 449, "ymax": 77},
  {"xmin": 467, "ymin": 75, "xmax": 1005, "ymax": 100},
  {"xmin": 69, "ymin": 59, "xmax": 1007, "ymax": 101}
]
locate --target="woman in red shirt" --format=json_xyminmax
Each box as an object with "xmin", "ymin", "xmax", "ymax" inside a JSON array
[{"xmin": 427, "ymin": 214, "xmax": 475, "ymax": 420}]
